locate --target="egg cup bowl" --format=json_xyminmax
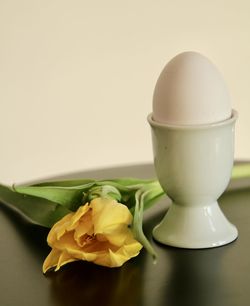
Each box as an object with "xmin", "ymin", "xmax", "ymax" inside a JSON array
[{"xmin": 148, "ymin": 110, "xmax": 238, "ymax": 248}]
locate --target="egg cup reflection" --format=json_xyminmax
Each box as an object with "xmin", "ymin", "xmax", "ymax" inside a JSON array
[{"xmin": 148, "ymin": 110, "xmax": 238, "ymax": 248}]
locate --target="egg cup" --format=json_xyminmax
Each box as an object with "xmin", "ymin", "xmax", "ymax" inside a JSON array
[{"xmin": 148, "ymin": 110, "xmax": 238, "ymax": 248}]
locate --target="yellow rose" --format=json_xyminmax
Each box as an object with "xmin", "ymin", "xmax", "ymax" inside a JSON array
[{"xmin": 43, "ymin": 197, "xmax": 142, "ymax": 273}]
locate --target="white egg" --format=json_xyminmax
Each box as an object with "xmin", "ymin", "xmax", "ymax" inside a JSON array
[{"xmin": 153, "ymin": 51, "xmax": 232, "ymax": 125}]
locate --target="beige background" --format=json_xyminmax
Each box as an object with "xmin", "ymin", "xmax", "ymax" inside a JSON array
[{"xmin": 0, "ymin": 0, "xmax": 250, "ymax": 184}]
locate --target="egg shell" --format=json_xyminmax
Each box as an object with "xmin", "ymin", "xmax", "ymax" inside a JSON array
[{"xmin": 153, "ymin": 52, "xmax": 232, "ymax": 125}]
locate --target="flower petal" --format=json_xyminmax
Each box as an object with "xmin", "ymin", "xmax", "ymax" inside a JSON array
[
  {"xmin": 74, "ymin": 211, "xmax": 93, "ymax": 246},
  {"xmin": 47, "ymin": 212, "xmax": 73, "ymax": 244},
  {"xmin": 91, "ymin": 198, "xmax": 132, "ymax": 234},
  {"xmin": 43, "ymin": 198, "xmax": 143, "ymax": 272},
  {"xmin": 47, "ymin": 205, "xmax": 91, "ymax": 245},
  {"xmin": 43, "ymin": 249, "xmax": 60, "ymax": 273},
  {"xmin": 55, "ymin": 251, "xmax": 78, "ymax": 271},
  {"xmin": 93, "ymin": 239, "xmax": 142, "ymax": 268}
]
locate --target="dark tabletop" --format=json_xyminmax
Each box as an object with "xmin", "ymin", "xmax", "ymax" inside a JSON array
[{"xmin": 0, "ymin": 163, "xmax": 250, "ymax": 306}]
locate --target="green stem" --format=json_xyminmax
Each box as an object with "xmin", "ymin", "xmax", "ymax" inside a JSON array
[{"xmin": 132, "ymin": 188, "xmax": 157, "ymax": 261}]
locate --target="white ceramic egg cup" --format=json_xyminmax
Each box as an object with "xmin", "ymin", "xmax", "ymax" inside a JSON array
[{"xmin": 148, "ymin": 110, "xmax": 238, "ymax": 248}]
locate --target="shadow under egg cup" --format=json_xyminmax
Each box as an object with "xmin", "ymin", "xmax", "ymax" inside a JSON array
[{"xmin": 148, "ymin": 110, "xmax": 238, "ymax": 248}]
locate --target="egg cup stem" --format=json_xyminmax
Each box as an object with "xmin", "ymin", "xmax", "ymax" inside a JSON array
[{"xmin": 153, "ymin": 201, "xmax": 237, "ymax": 248}]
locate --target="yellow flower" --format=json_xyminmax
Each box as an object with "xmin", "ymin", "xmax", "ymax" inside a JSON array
[{"xmin": 43, "ymin": 197, "xmax": 142, "ymax": 273}]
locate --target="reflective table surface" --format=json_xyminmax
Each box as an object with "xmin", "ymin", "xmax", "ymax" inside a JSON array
[{"xmin": 1, "ymin": 163, "xmax": 250, "ymax": 306}]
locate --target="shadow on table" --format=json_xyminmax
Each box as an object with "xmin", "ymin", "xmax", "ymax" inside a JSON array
[
  {"xmin": 0, "ymin": 203, "xmax": 50, "ymax": 260},
  {"xmin": 47, "ymin": 259, "xmax": 144, "ymax": 306}
]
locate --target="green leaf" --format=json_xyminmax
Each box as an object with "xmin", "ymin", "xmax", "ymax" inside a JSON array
[
  {"xmin": 32, "ymin": 179, "xmax": 95, "ymax": 187},
  {"xmin": 13, "ymin": 181, "xmax": 96, "ymax": 210},
  {"xmin": 13, "ymin": 185, "xmax": 84, "ymax": 210},
  {"xmin": 140, "ymin": 181, "xmax": 164, "ymax": 211},
  {"xmin": 0, "ymin": 184, "xmax": 71, "ymax": 228},
  {"xmin": 132, "ymin": 188, "xmax": 157, "ymax": 261},
  {"xmin": 231, "ymin": 163, "xmax": 250, "ymax": 180},
  {"xmin": 130, "ymin": 181, "xmax": 164, "ymax": 214}
]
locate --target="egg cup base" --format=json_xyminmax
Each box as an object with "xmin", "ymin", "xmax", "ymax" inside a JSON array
[{"xmin": 153, "ymin": 201, "xmax": 238, "ymax": 249}]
